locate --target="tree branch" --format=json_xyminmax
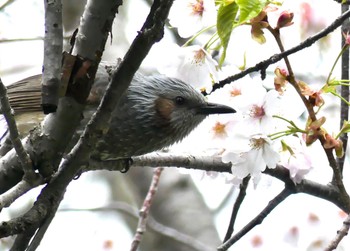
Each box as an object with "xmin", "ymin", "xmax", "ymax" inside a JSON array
[
  {"xmin": 41, "ymin": 0, "xmax": 63, "ymax": 114},
  {"xmin": 0, "ymin": 0, "xmax": 120, "ymax": 194},
  {"xmin": 0, "ymin": 0, "xmax": 122, "ymax": 242},
  {"xmin": 223, "ymin": 176, "xmax": 250, "ymax": 242},
  {"xmin": 205, "ymin": 8, "xmax": 350, "ymax": 95},
  {"xmin": 217, "ymin": 188, "xmax": 293, "ymax": 251},
  {"xmin": 130, "ymin": 167, "xmax": 164, "ymax": 251},
  {"xmin": 0, "ymin": 78, "xmax": 36, "ymax": 181},
  {"xmin": 60, "ymin": 201, "xmax": 215, "ymax": 251},
  {"xmin": 338, "ymin": 4, "xmax": 350, "ymax": 171},
  {"xmin": 0, "ymin": 0, "xmax": 173, "ymax": 240},
  {"xmin": 87, "ymin": 153, "xmax": 350, "ymax": 213},
  {"xmin": 325, "ymin": 214, "xmax": 350, "ymax": 250},
  {"xmin": 0, "ymin": 178, "xmax": 44, "ymax": 210},
  {"xmin": 0, "ymin": 0, "xmax": 15, "ymax": 11}
]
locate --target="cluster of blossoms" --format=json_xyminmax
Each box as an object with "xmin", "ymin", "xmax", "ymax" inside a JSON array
[
  {"xmin": 160, "ymin": 0, "xmax": 345, "ymax": 186},
  {"xmin": 156, "ymin": 48, "xmax": 312, "ymax": 185},
  {"xmin": 207, "ymin": 75, "xmax": 308, "ymax": 185}
]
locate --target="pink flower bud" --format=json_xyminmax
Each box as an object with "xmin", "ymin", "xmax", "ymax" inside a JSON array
[
  {"xmin": 276, "ymin": 10, "xmax": 294, "ymax": 29},
  {"xmin": 274, "ymin": 67, "xmax": 288, "ymax": 94},
  {"xmin": 343, "ymin": 32, "xmax": 350, "ymax": 45}
]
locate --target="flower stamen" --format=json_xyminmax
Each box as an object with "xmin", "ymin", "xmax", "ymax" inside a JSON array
[
  {"xmin": 192, "ymin": 49, "xmax": 206, "ymax": 65},
  {"xmin": 212, "ymin": 122, "xmax": 227, "ymax": 137},
  {"xmin": 230, "ymin": 87, "xmax": 242, "ymax": 97},
  {"xmin": 249, "ymin": 137, "xmax": 266, "ymax": 150},
  {"xmin": 190, "ymin": 0, "xmax": 204, "ymax": 16},
  {"xmin": 250, "ymin": 105, "xmax": 265, "ymax": 118}
]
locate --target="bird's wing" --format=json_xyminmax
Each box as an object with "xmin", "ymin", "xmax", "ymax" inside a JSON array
[{"xmin": 6, "ymin": 74, "xmax": 42, "ymax": 114}]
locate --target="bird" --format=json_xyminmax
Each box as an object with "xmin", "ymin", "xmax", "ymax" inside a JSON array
[{"xmin": 2, "ymin": 65, "xmax": 236, "ymax": 161}]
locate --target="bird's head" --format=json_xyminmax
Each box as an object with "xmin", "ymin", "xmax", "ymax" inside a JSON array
[{"xmin": 135, "ymin": 75, "xmax": 236, "ymax": 141}]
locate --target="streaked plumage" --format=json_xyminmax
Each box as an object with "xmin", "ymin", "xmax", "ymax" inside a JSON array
[
  {"xmin": 96, "ymin": 74, "xmax": 212, "ymax": 159},
  {"xmin": 3, "ymin": 67, "xmax": 236, "ymax": 159}
]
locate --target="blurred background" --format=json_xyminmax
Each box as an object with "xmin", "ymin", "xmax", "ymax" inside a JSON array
[{"xmin": 0, "ymin": 0, "xmax": 349, "ymax": 250}]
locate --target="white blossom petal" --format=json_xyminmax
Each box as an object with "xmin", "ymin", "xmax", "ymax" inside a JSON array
[{"xmin": 169, "ymin": 0, "xmax": 216, "ymax": 38}]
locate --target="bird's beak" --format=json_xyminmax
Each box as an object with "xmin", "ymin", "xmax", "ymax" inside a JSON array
[{"xmin": 196, "ymin": 102, "xmax": 236, "ymax": 115}]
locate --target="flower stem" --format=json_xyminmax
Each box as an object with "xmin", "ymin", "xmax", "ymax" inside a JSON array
[
  {"xmin": 182, "ymin": 25, "xmax": 216, "ymax": 47},
  {"xmin": 326, "ymin": 44, "xmax": 349, "ymax": 84}
]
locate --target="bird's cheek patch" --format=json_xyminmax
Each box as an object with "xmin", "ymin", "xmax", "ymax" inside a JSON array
[{"xmin": 154, "ymin": 97, "xmax": 175, "ymax": 123}]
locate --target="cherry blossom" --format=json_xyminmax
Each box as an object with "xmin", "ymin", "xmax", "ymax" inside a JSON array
[
  {"xmin": 280, "ymin": 136, "xmax": 313, "ymax": 184},
  {"xmin": 222, "ymin": 133, "xmax": 280, "ymax": 185},
  {"xmin": 168, "ymin": 0, "xmax": 216, "ymax": 38},
  {"xmin": 157, "ymin": 44, "xmax": 219, "ymax": 90}
]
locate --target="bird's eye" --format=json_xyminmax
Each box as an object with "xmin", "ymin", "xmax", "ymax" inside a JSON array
[{"xmin": 175, "ymin": 96, "xmax": 185, "ymax": 105}]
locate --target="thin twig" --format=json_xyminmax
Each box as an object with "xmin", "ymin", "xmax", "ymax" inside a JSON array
[
  {"xmin": 0, "ymin": 36, "xmax": 71, "ymax": 43},
  {"xmin": 266, "ymin": 25, "xmax": 316, "ymax": 121},
  {"xmin": 0, "ymin": 178, "xmax": 44, "ymax": 210},
  {"xmin": 223, "ymin": 176, "xmax": 250, "ymax": 242},
  {"xmin": 130, "ymin": 167, "xmax": 163, "ymax": 251},
  {"xmin": 217, "ymin": 187, "xmax": 293, "ymax": 251},
  {"xmin": 338, "ymin": 4, "xmax": 350, "ymax": 172},
  {"xmin": 325, "ymin": 214, "xmax": 350, "ymax": 251},
  {"xmin": 266, "ymin": 20, "xmax": 350, "ymax": 209},
  {"xmin": 0, "ymin": 132, "xmax": 13, "ymax": 157},
  {"xmin": 26, "ymin": 191, "xmax": 64, "ymax": 251},
  {"xmin": 0, "ymin": 0, "xmax": 15, "ymax": 11},
  {"xmin": 206, "ymin": 8, "xmax": 350, "ymax": 95},
  {"xmin": 60, "ymin": 202, "xmax": 215, "ymax": 251},
  {"xmin": 0, "ymin": 37, "xmax": 43, "ymax": 43},
  {"xmin": 0, "ymin": 78, "xmax": 35, "ymax": 180}
]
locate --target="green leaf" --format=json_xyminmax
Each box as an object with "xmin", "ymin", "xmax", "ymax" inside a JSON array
[
  {"xmin": 322, "ymin": 79, "xmax": 339, "ymax": 93},
  {"xmin": 340, "ymin": 120, "xmax": 350, "ymax": 134},
  {"xmin": 236, "ymin": 0, "xmax": 267, "ymax": 24},
  {"xmin": 322, "ymin": 84, "xmax": 336, "ymax": 93},
  {"xmin": 217, "ymin": 1, "xmax": 239, "ymax": 66},
  {"xmin": 216, "ymin": 0, "xmax": 267, "ymax": 66}
]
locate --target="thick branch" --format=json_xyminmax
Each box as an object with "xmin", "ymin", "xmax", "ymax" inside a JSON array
[
  {"xmin": 0, "ymin": 0, "xmax": 121, "ymax": 244},
  {"xmin": 88, "ymin": 153, "xmax": 350, "ymax": 213},
  {"xmin": 0, "ymin": 0, "xmax": 121, "ymax": 195},
  {"xmin": 42, "ymin": 0, "xmax": 63, "ymax": 113},
  {"xmin": 0, "ymin": 0, "xmax": 173, "ymax": 239}
]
